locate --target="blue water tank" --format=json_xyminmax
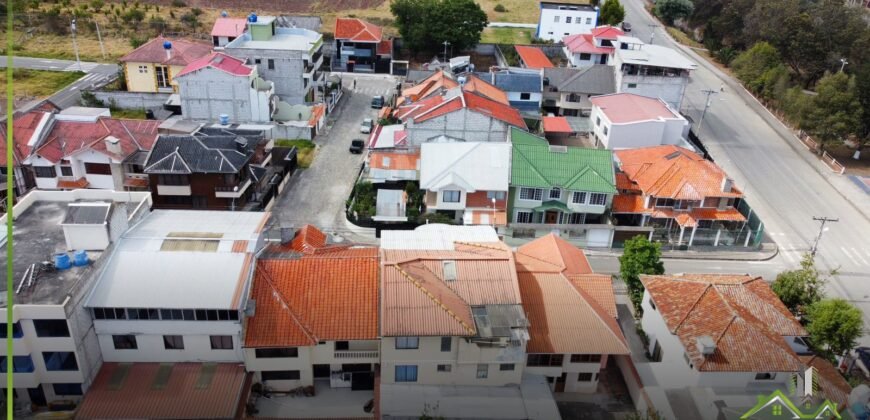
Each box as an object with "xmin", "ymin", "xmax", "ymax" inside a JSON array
[
  {"xmin": 219, "ymin": 114, "xmax": 230, "ymax": 125},
  {"xmin": 163, "ymin": 40, "xmax": 172, "ymax": 50},
  {"xmin": 55, "ymin": 252, "xmax": 71, "ymax": 270},
  {"xmin": 221, "ymin": 10, "xmax": 228, "ymax": 17},
  {"xmin": 248, "ymin": 13, "xmax": 258, "ymax": 23},
  {"xmin": 73, "ymin": 250, "xmax": 89, "ymax": 267}
]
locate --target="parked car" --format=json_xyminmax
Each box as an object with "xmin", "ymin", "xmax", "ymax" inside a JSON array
[
  {"xmin": 371, "ymin": 96, "xmax": 385, "ymax": 109},
  {"xmin": 622, "ymin": 21, "xmax": 632, "ymax": 32},
  {"xmin": 349, "ymin": 139, "xmax": 365, "ymax": 154},
  {"xmin": 360, "ymin": 118, "xmax": 373, "ymax": 134}
]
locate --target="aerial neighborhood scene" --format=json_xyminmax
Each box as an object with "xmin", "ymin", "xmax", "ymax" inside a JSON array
[{"xmin": 1, "ymin": 0, "xmax": 869, "ymax": 417}]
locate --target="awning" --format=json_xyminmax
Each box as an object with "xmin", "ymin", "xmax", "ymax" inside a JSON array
[{"xmin": 533, "ymin": 200, "xmax": 571, "ymax": 212}]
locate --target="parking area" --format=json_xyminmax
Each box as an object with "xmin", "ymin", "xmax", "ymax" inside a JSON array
[{"xmin": 269, "ymin": 74, "xmax": 398, "ymax": 239}]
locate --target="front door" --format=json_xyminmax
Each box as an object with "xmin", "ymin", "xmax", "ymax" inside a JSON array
[
  {"xmin": 27, "ymin": 385, "xmax": 46, "ymax": 406},
  {"xmin": 554, "ymin": 373, "xmax": 567, "ymax": 392},
  {"xmin": 545, "ymin": 211, "xmax": 559, "ymax": 224}
]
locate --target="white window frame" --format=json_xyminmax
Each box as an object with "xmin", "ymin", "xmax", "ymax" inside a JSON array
[
  {"xmin": 571, "ymin": 191, "xmax": 587, "ymax": 204},
  {"xmin": 515, "ymin": 211, "xmax": 534, "ymax": 224},
  {"xmin": 586, "ymin": 17, "xmax": 592, "ymax": 24},
  {"xmin": 138, "ymin": 65, "xmax": 148, "ymax": 73},
  {"xmin": 442, "ymin": 190, "xmax": 461, "ymax": 203},
  {"xmin": 554, "ymin": 15, "xmax": 560, "ymax": 23},
  {"xmin": 396, "ymin": 336, "xmax": 419, "ymax": 349},
  {"xmin": 549, "ymin": 188, "xmax": 561, "ymax": 200},
  {"xmin": 519, "ymin": 187, "xmax": 543, "ymax": 201},
  {"xmin": 589, "ymin": 193, "xmax": 607, "ymax": 206},
  {"xmin": 565, "ymin": 16, "xmax": 572, "ymax": 23},
  {"xmin": 476, "ymin": 364, "xmax": 489, "ymax": 379}
]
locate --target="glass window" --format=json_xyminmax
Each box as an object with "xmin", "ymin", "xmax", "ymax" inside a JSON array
[
  {"xmin": 565, "ymin": 16, "xmax": 572, "ymax": 23},
  {"xmin": 442, "ymin": 190, "xmax": 461, "ymax": 203},
  {"xmin": 195, "ymin": 309, "xmax": 207, "ymax": 321},
  {"xmin": 476, "ymin": 364, "xmax": 488, "ymax": 379},
  {"xmin": 596, "ymin": 117, "xmax": 601, "ymax": 126},
  {"xmin": 520, "ymin": 92, "xmax": 531, "ymax": 100},
  {"xmin": 395, "ymin": 365, "xmax": 418, "ymax": 382},
  {"xmin": 586, "ymin": 17, "xmax": 592, "ymax": 24},
  {"xmin": 267, "ymin": 59, "xmax": 275, "ymax": 70},
  {"xmin": 519, "ymin": 187, "xmax": 543, "ymax": 201},
  {"xmin": 182, "ymin": 309, "xmax": 195, "ymax": 321},
  {"xmin": 163, "ymin": 335, "xmax": 184, "ymax": 350},
  {"xmin": 60, "ymin": 166, "xmax": 73, "ymax": 177},
  {"xmin": 113, "ymin": 335, "xmax": 138, "ymax": 350},
  {"xmin": 33, "ymin": 319, "xmax": 70, "ymax": 337},
  {"xmin": 0, "ymin": 355, "xmax": 34, "ymax": 373},
  {"xmin": 52, "ymin": 383, "xmax": 83, "ymax": 396},
  {"xmin": 603, "ymin": 126, "xmax": 609, "ymax": 135},
  {"xmin": 589, "ymin": 193, "xmax": 607, "ymax": 206},
  {"xmin": 567, "ymin": 213, "xmax": 585, "ymax": 224},
  {"xmin": 255, "ymin": 348, "xmax": 299, "ymax": 358},
  {"xmin": 210, "ymin": 335, "xmax": 233, "ymax": 350},
  {"xmin": 570, "ymin": 354, "xmax": 602, "ymax": 363},
  {"xmin": 628, "ymin": 83, "xmax": 637, "ymax": 88},
  {"xmin": 335, "ymin": 341, "xmax": 350, "ymax": 351},
  {"xmin": 571, "ymin": 191, "xmax": 587, "ymax": 204},
  {"xmin": 84, "ymin": 163, "xmax": 112, "ymax": 175},
  {"xmin": 515, "ymin": 211, "xmax": 534, "ymax": 224},
  {"xmin": 33, "ymin": 166, "xmax": 57, "ymax": 178},
  {"xmin": 0, "ymin": 322, "xmax": 23, "ymax": 339},
  {"xmin": 578, "ymin": 372, "xmax": 594, "ymax": 382},
  {"xmin": 487, "ymin": 191, "xmax": 506, "ymax": 201},
  {"xmin": 42, "ymin": 352, "xmax": 78, "ymax": 371},
  {"xmin": 500, "ymin": 363, "xmax": 515, "ymax": 371},
  {"xmin": 440, "ymin": 337, "xmax": 451, "ymax": 352},
  {"xmin": 262, "ymin": 370, "xmax": 300, "ymax": 381},
  {"xmin": 580, "ymin": 53, "xmax": 592, "ymax": 60},
  {"xmin": 554, "ymin": 15, "xmax": 560, "ymax": 22},
  {"xmin": 138, "ymin": 65, "xmax": 148, "ymax": 73},
  {"xmin": 395, "ymin": 336, "xmax": 419, "ymax": 349},
  {"xmin": 437, "ymin": 364, "xmax": 452, "ymax": 372},
  {"xmin": 527, "ymin": 354, "xmax": 564, "ymax": 367},
  {"xmin": 549, "ymin": 188, "xmax": 561, "ymax": 200},
  {"xmin": 755, "ymin": 373, "xmax": 776, "ymax": 380}
]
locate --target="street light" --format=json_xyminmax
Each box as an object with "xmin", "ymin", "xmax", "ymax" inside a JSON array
[
  {"xmin": 491, "ymin": 197, "xmax": 497, "ymax": 227},
  {"xmin": 231, "ymin": 185, "xmax": 239, "ymax": 211},
  {"xmin": 839, "ymin": 58, "xmax": 849, "ymax": 73},
  {"xmin": 71, "ymin": 18, "xmax": 82, "ymax": 71},
  {"xmin": 443, "ymin": 41, "xmax": 451, "ymax": 62}
]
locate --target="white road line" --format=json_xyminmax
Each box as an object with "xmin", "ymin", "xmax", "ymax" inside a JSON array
[
  {"xmin": 851, "ymin": 248, "xmax": 869, "ymax": 266},
  {"xmin": 780, "ymin": 250, "xmax": 798, "ymax": 265},
  {"xmin": 841, "ymin": 247, "xmax": 861, "ymax": 266}
]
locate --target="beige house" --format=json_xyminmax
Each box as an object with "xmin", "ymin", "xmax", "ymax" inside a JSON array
[{"xmin": 119, "ymin": 37, "xmax": 212, "ymax": 93}]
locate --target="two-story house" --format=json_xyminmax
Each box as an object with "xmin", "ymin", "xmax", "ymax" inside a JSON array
[
  {"xmin": 243, "ymin": 225, "xmax": 379, "ymax": 417},
  {"xmin": 612, "ymin": 37, "xmax": 696, "ymax": 110},
  {"xmin": 25, "ymin": 107, "xmax": 160, "ymax": 191},
  {"xmin": 515, "ymin": 234, "xmax": 630, "ymax": 394},
  {"xmin": 543, "ymin": 65, "xmax": 615, "ymax": 117},
  {"xmin": 119, "ymin": 37, "xmax": 212, "ymax": 93},
  {"xmin": 612, "ymin": 145, "xmax": 747, "ymax": 247},
  {"xmin": 0, "ymin": 102, "xmax": 59, "ymax": 199},
  {"xmin": 536, "ymin": 1, "xmax": 599, "ymax": 42},
  {"xmin": 221, "ymin": 14, "xmax": 324, "ymax": 104},
  {"xmin": 175, "ymin": 52, "xmax": 276, "ymax": 124},
  {"xmin": 420, "ymin": 142, "xmax": 511, "ymax": 226},
  {"xmin": 508, "ymin": 128, "xmax": 617, "ymax": 245},
  {"xmin": 476, "ymin": 69, "xmax": 543, "ymax": 114},
  {"xmin": 333, "ymin": 18, "xmax": 393, "ymax": 73},
  {"xmin": 563, "ymin": 26, "xmax": 624, "ymax": 67},
  {"xmin": 590, "ymin": 93, "xmax": 690, "ymax": 149},
  {"xmin": 143, "ymin": 128, "xmax": 268, "ymax": 210}
]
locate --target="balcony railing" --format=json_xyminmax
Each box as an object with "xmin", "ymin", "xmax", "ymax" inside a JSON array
[
  {"xmin": 334, "ymin": 350, "xmax": 379, "ymax": 359},
  {"xmin": 215, "ymin": 178, "xmax": 251, "ymax": 198}
]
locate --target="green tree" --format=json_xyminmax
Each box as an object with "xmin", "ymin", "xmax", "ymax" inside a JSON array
[
  {"xmin": 619, "ymin": 236, "xmax": 665, "ymax": 313},
  {"xmin": 731, "ymin": 42, "xmax": 782, "ymax": 93},
  {"xmin": 742, "ymin": 0, "xmax": 800, "ymax": 48},
  {"xmin": 391, "ymin": 0, "xmax": 487, "ymax": 54},
  {"xmin": 771, "ymin": 254, "xmax": 830, "ymax": 316},
  {"xmin": 599, "ymin": 0, "xmax": 625, "ymax": 26},
  {"xmin": 654, "ymin": 0, "xmax": 694, "ymax": 25},
  {"xmin": 800, "ymin": 72, "xmax": 863, "ymax": 151},
  {"xmin": 806, "ymin": 298, "xmax": 863, "ymax": 357}
]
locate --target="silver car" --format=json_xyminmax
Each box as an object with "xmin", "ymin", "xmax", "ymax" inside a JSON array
[{"xmin": 360, "ymin": 118, "xmax": 373, "ymax": 134}]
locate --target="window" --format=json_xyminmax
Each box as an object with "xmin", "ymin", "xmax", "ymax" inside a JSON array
[
  {"xmin": 441, "ymin": 337, "xmax": 451, "ymax": 352},
  {"xmin": 437, "ymin": 364, "xmax": 452, "ymax": 372},
  {"xmin": 256, "ymin": 348, "xmax": 299, "ymax": 358},
  {"xmin": 586, "ymin": 17, "xmax": 592, "ymax": 24},
  {"xmin": 395, "ymin": 365, "xmax": 418, "ymax": 382},
  {"xmin": 262, "ymin": 370, "xmax": 301, "ymax": 381},
  {"xmin": 567, "ymin": 213, "xmax": 585, "ymax": 224},
  {"xmin": 554, "ymin": 15, "xmax": 560, "ymax": 22},
  {"xmin": 42, "ymin": 352, "xmax": 78, "ymax": 371},
  {"xmin": 571, "ymin": 191, "xmax": 587, "ymax": 204},
  {"xmin": 589, "ymin": 193, "xmax": 607, "ymax": 206},
  {"xmin": 113, "ymin": 335, "xmax": 138, "ymax": 350},
  {"xmin": 334, "ymin": 341, "xmax": 349, "ymax": 351},
  {"xmin": 603, "ymin": 126, "xmax": 609, "ymax": 135},
  {"xmin": 158, "ymin": 174, "xmax": 189, "ymax": 186},
  {"xmin": 254, "ymin": 59, "xmax": 262, "ymax": 64},
  {"xmin": 487, "ymin": 191, "xmax": 506, "ymax": 201},
  {"xmin": 549, "ymin": 188, "xmax": 561, "ymax": 200},
  {"xmin": 155, "ymin": 66, "xmax": 170, "ymax": 88},
  {"xmin": 442, "ymin": 190, "xmax": 461, "ymax": 203},
  {"xmin": 570, "ymin": 354, "xmax": 602, "ymax": 363},
  {"xmin": 755, "ymin": 373, "xmax": 776, "ymax": 380},
  {"xmin": 520, "ymin": 92, "xmax": 531, "ymax": 100},
  {"xmin": 772, "ymin": 405, "xmax": 782, "ymax": 416},
  {"xmin": 159, "ymin": 309, "xmax": 183, "ymax": 320},
  {"xmin": 52, "ymin": 383, "xmax": 83, "ymax": 396},
  {"xmin": 60, "ymin": 165, "xmax": 73, "ymax": 177},
  {"xmin": 655, "ymin": 198, "xmax": 675, "ymax": 207},
  {"xmin": 565, "ymin": 16, "xmax": 572, "ymax": 23},
  {"xmin": 93, "ymin": 308, "xmax": 127, "ymax": 320},
  {"xmin": 578, "ymin": 372, "xmax": 594, "ymax": 382},
  {"xmin": 396, "ymin": 336, "xmax": 419, "ymax": 349},
  {"xmin": 0, "ymin": 322, "xmax": 23, "ymax": 339},
  {"xmin": 580, "ymin": 53, "xmax": 592, "ymax": 60},
  {"xmin": 33, "ymin": 166, "xmax": 56, "ymax": 178},
  {"xmin": 84, "ymin": 162, "xmax": 112, "ymax": 175},
  {"xmin": 627, "ymin": 83, "xmax": 637, "ymax": 88},
  {"xmin": 519, "ymin": 187, "xmax": 543, "ymax": 201},
  {"xmin": 33, "ymin": 319, "xmax": 70, "ymax": 337},
  {"xmin": 649, "ymin": 298, "xmax": 657, "ymax": 311},
  {"xmin": 515, "ymin": 211, "xmax": 534, "ymax": 224},
  {"xmin": 0, "ymin": 356, "xmax": 34, "ymax": 373},
  {"xmin": 596, "ymin": 117, "xmax": 601, "ymax": 126},
  {"xmin": 210, "ymin": 335, "xmax": 233, "ymax": 350},
  {"xmin": 267, "ymin": 59, "xmax": 275, "ymax": 70},
  {"xmin": 163, "ymin": 335, "xmax": 184, "ymax": 350},
  {"xmin": 476, "ymin": 364, "xmax": 489, "ymax": 379},
  {"xmin": 500, "ymin": 363, "xmax": 515, "ymax": 371},
  {"xmin": 527, "ymin": 354, "xmax": 564, "ymax": 367},
  {"xmin": 138, "ymin": 65, "xmax": 148, "ymax": 73}
]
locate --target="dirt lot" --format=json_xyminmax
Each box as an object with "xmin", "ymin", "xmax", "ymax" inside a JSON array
[{"xmin": 828, "ymin": 144, "xmax": 870, "ymax": 177}]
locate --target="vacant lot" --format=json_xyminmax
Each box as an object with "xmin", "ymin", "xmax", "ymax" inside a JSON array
[
  {"xmin": 13, "ymin": 34, "xmax": 135, "ymax": 62},
  {"xmin": 481, "ymin": 27, "xmax": 533, "ymax": 44},
  {"xmin": 0, "ymin": 69, "xmax": 84, "ymax": 100},
  {"xmin": 275, "ymin": 139, "xmax": 317, "ymax": 168}
]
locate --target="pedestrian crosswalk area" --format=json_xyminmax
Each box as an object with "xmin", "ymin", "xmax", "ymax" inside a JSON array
[
  {"xmin": 353, "ymin": 87, "xmax": 395, "ymax": 97},
  {"xmin": 777, "ymin": 244, "xmax": 870, "ymax": 269},
  {"xmin": 63, "ymin": 62, "xmax": 101, "ymax": 72}
]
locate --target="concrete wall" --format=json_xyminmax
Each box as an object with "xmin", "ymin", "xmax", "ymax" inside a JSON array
[
  {"xmin": 91, "ymin": 91, "xmax": 172, "ymax": 110},
  {"xmin": 177, "ymin": 67, "xmax": 271, "ymax": 123},
  {"xmin": 244, "ymin": 340, "xmax": 380, "ymax": 390},
  {"xmin": 223, "ymin": 47, "xmax": 313, "ymax": 105},
  {"xmin": 405, "ymin": 110, "xmax": 513, "ymax": 144},
  {"xmin": 525, "ymin": 354, "xmax": 606, "ymax": 393},
  {"xmin": 93, "ymin": 319, "xmax": 244, "ymax": 363},
  {"xmin": 591, "ymin": 106, "xmax": 689, "ymax": 149},
  {"xmin": 565, "ymin": 49, "xmax": 609, "ymax": 68},
  {"xmin": 537, "ymin": 8, "xmax": 598, "ymax": 42},
  {"xmin": 614, "ymin": 65, "xmax": 689, "ymax": 111},
  {"xmin": 510, "ymin": 186, "xmax": 611, "ymax": 216}
]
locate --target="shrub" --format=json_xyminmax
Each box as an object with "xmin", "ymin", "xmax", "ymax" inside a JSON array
[
  {"xmin": 170, "ymin": 0, "xmax": 186, "ymax": 7},
  {"xmin": 494, "ymin": 4, "xmax": 507, "ymax": 12}
]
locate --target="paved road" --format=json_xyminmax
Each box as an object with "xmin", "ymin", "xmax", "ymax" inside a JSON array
[
  {"xmin": 1, "ymin": 56, "xmax": 118, "ymax": 110},
  {"xmin": 622, "ymin": 0, "xmax": 870, "ymax": 340},
  {"xmin": 587, "ymin": 255, "xmax": 786, "ymax": 281},
  {"xmin": 270, "ymin": 75, "xmax": 397, "ymax": 239}
]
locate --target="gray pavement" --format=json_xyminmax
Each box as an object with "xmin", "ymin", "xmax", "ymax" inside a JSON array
[
  {"xmin": 269, "ymin": 75, "xmax": 397, "ymax": 241},
  {"xmin": 1, "ymin": 55, "xmax": 118, "ymax": 110},
  {"xmin": 621, "ymin": 0, "xmax": 870, "ymax": 342}
]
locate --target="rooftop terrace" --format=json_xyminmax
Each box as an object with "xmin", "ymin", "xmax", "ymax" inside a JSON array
[{"xmin": 224, "ymin": 26, "xmax": 322, "ymax": 52}]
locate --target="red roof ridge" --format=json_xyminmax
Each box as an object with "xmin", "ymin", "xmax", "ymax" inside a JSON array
[
  {"xmin": 256, "ymin": 263, "xmax": 319, "ymax": 345},
  {"xmin": 393, "ymin": 262, "xmax": 476, "ymax": 335}
]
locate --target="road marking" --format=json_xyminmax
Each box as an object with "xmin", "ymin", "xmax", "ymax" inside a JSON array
[
  {"xmin": 780, "ymin": 250, "xmax": 798, "ymax": 265},
  {"xmin": 841, "ymin": 247, "xmax": 862, "ymax": 266},
  {"xmin": 851, "ymin": 248, "xmax": 869, "ymax": 266}
]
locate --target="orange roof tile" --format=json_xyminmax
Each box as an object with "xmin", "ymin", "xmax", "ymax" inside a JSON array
[
  {"xmin": 119, "ymin": 36, "xmax": 212, "ymax": 66},
  {"xmin": 56, "ymin": 177, "xmax": 89, "ymax": 189},
  {"xmin": 615, "ymin": 173, "xmax": 639, "ymax": 192},
  {"xmin": 568, "ymin": 274, "xmax": 617, "ymax": 319},
  {"xmin": 123, "ymin": 176, "xmax": 149, "ymax": 188},
  {"xmin": 800, "ymin": 355, "xmax": 851, "ymax": 410},
  {"xmin": 641, "ymin": 274, "xmax": 807, "ymax": 372},
  {"xmin": 515, "ymin": 45, "xmax": 554, "ymax": 69},
  {"xmin": 462, "ymin": 74, "xmax": 510, "ymax": 105},
  {"xmin": 400, "ymin": 70, "xmax": 459, "ymax": 103},
  {"xmin": 291, "ymin": 224, "xmax": 327, "ymax": 254},
  {"xmin": 612, "ymin": 195, "xmax": 647, "ymax": 214},
  {"xmin": 543, "ymin": 116, "xmax": 573, "ymax": 133},
  {"xmin": 370, "ymin": 151, "xmax": 420, "ymax": 171},
  {"xmin": 515, "ymin": 234, "xmax": 593, "ymax": 276},
  {"xmin": 335, "ymin": 18, "xmax": 384, "ymax": 42}
]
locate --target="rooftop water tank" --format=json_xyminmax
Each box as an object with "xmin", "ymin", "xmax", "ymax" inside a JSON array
[
  {"xmin": 219, "ymin": 114, "xmax": 230, "ymax": 125},
  {"xmin": 163, "ymin": 41, "xmax": 172, "ymax": 50},
  {"xmin": 72, "ymin": 250, "xmax": 89, "ymax": 267},
  {"xmin": 55, "ymin": 252, "xmax": 71, "ymax": 270},
  {"xmin": 248, "ymin": 13, "xmax": 258, "ymax": 23},
  {"xmin": 221, "ymin": 10, "xmax": 228, "ymax": 17}
]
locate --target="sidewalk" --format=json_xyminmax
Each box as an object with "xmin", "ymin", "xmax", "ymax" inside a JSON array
[{"xmin": 584, "ymin": 242, "xmax": 778, "ymax": 261}]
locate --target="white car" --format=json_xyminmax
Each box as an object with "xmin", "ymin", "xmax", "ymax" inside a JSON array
[{"xmin": 360, "ymin": 118, "xmax": 373, "ymax": 134}]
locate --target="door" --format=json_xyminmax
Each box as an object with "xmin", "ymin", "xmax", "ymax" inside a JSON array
[
  {"xmin": 313, "ymin": 364, "xmax": 330, "ymax": 378},
  {"xmin": 599, "ymin": 55, "xmax": 607, "ymax": 64},
  {"xmin": 554, "ymin": 373, "xmax": 567, "ymax": 393},
  {"xmin": 545, "ymin": 211, "xmax": 559, "ymax": 224},
  {"xmin": 155, "ymin": 66, "xmax": 170, "ymax": 89},
  {"xmin": 351, "ymin": 371, "xmax": 375, "ymax": 390},
  {"xmin": 27, "ymin": 385, "xmax": 46, "ymax": 406}
]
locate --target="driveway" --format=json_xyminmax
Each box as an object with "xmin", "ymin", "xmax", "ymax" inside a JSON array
[{"xmin": 269, "ymin": 74, "xmax": 397, "ymax": 241}]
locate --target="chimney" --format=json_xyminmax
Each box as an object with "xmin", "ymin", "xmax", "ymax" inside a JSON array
[
  {"xmin": 234, "ymin": 137, "xmax": 248, "ymax": 153},
  {"xmin": 721, "ymin": 177, "xmax": 733, "ymax": 193},
  {"xmin": 695, "ymin": 336, "xmax": 716, "ymax": 356},
  {"xmin": 105, "ymin": 136, "xmax": 122, "ymax": 155}
]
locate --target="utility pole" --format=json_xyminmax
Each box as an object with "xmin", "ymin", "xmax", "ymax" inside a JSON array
[
  {"xmin": 810, "ymin": 217, "xmax": 838, "ymax": 257},
  {"xmin": 839, "ymin": 58, "xmax": 849, "ymax": 73},
  {"xmin": 648, "ymin": 24, "xmax": 659, "ymax": 44},
  {"xmin": 95, "ymin": 22, "xmax": 107, "ymax": 61},
  {"xmin": 443, "ymin": 41, "xmax": 451, "ymax": 62},
  {"xmin": 696, "ymin": 89, "xmax": 718, "ymax": 135},
  {"xmin": 71, "ymin": 18, "xmax": 82, "ymax": 71}
]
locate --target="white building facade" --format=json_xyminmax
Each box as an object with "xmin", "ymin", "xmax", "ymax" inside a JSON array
[{"xmin": 537, "ymin": 2, "xmax": 599, "ymax": 42}]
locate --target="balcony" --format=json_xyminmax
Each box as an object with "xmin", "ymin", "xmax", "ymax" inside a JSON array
[
  {"xmin": 333, "ymin": 350, "xmax": 379, "ymax": 359},
  {"xmin": 215, "ymin": 179, "xmax": 251, "ymax": 198},
  {"xmin": 156, "ymin": 184, "xmax": 192, "ymax": 196},
  {"xmin": 123, "ymin": 173, "xmax": 149, "ymax": 189}
]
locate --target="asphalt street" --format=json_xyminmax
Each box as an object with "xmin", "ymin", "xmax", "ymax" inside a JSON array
[
  {"xmin": 621, "ymin": 0, "xmax": 870, "ymax": 339},
  {"xmin": 0, "ymin": 56, "xmax": 118, "ymax": 109}
]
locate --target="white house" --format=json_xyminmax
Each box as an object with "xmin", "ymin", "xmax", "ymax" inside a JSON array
[
  {"xmin": 537, "ymin": 1, "xmax": 599, "ymax": 42},
  {"xmin": 612, "ymin": 37, "xmax": 696, "ymax": 110},
  {"xmin": 563, "ymin": 26, "xmax": 624, "ymax": 67},
  {"xmin": 590, "ymin": 93, "xmax": 690, "ymax": 149}
]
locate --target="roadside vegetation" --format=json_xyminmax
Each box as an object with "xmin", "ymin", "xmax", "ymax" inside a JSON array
[
  {"xmin": 0, "ymin": 69, "xmax": 84, "ymax": 100},
  {"xmin": 618, "ymin": 235, "xmax": 665, "ymax": 315},
  {"xmin": 275, "ymin": 139, "xmax": 316, "ymax": 168}
]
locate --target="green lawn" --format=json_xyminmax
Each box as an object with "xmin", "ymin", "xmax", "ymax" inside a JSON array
[
  {"xmin": 275, "ymin": 139, "xmax": 316, "ymax": 168},
  {"xmin": 480, "ymin": 27, "xmax": 534, "ymax": 45},
  {"xmin": 110, "ymin": 108, "xmax": 148, "ymax": 119},
  {"xmin": 0, "ymin": 69, "xmax": 84, "ymax": 100}
]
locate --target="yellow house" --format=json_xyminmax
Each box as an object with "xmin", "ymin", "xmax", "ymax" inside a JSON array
[{"xmin": 119, "ymin": 37, "xmax": 213, "ymax": 93}]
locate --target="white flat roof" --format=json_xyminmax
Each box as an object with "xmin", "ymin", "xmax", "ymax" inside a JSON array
[
  {"xmin": 380, "ymin": 224, "xmax": 499, "ymax": 250},
  {"xmin": 616, "ymin": 44, "xmax": 696, "ymax": 70},
  {"xmin": 229, "ymin": 27, "xmax": 321, "ymax": 51},
  {"xmin": 420, "ymin": 142, "xmax": 511, "ymax": 192}
]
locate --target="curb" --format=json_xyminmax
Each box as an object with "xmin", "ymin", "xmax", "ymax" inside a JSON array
[{"xmin": 584, "ymin": 242, "xmax": 779, "ymax": 262}]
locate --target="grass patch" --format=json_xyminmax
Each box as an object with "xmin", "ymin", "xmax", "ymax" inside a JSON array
[
  {"xmin": 275, "ymin": 139, "xmax": 316, "ymax": 168},
  {"xmin": 666, "ymin": 27, "xmax": 704, "ymax": 49},
  {"xmin": 13, "ymin": 34, "xmax": 135, "ymax": 62},
  {"xmin": 111, "ymin": 108, "xmax": 148, "ymax": 119},
  {"xmin": 481, "ymin": 27, "xmax": 533, "ymax": 45},
  {"xmin": 0, "ymin": 69, "xmax": 84, "ymax": 100}
]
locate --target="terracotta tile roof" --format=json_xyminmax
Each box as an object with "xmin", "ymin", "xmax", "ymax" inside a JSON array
[
  {"xmin": 33, "ymin": 117, "xmax": 160, "ymax": 163},
  {"xmin": 563, "ymin": 33, "xmax": 613, "ymax": 55},
  {"xmin": 616, "ymin": 145, "xmax": 742, "ymax": 201},
  {"xmin": 291, "ymin": 224, "xmax": 327, "ymax": 254},
  {"xmin": 211, "ymin": 17, "xmax": 248, "ymax": 38},
  {"xmin": 460, "ymin": 91, "xmax": 527, "ymax": 128},
  {"xmin": 515, "ymin": 234, "xmax": 593, "ymax": 276},
  {"xmin": 542, "ymin": 116, "xmax": 572, "ymax": 133},
  {"xmin": 400, "ymin": 70, "xmax": 459, "ymax": 103},
  {"xmin": 123, "ymin": 176, "xmax": 149, "ymax": 188},
  {"xmin": 515, "ymin": 45, "xmax": 554, "ymax": 69},
  {"xmin": 0, "ymin": 109, "xmax": 54, "ymax": 166},
  {"xmin": 615, "ymin": 173, "xmax": 639, "ymax": 191},
  {"xmin": 397, "ymin": 90, "xmax": 526, "ymax": 129},
  {"xmin": 591, "ymin": 93, "xmax": 680, "ymax": 124},
  {"xmin": 612, "ymin": 194, "xmax": 647, "ymax": 213},
  {"xmin": 377, "ymin": 39, "xmax": 393, "ymax": 56},
  {"xmin": 175, "ymin": 52, "xmax": 253, "ymax": 78},
  {"xmin": 334, "ymin": 18, "xmax": 383, "ymax": 42},
  {"xmin": 799, "ymin": 355, "xmax": 851, "ymax": 410},
  {"xmin": 568, "ymin": 274, "xmax": 617, "ymax": 319},
  {"xmin": 56, "ymin": 177, "xmax": 89, "ymax": 189},
  {"xmin": 641, "ymin": 274, "xmax": 807, "ymax": 372},
  {"xmin": 370, "ymin": 151, "xmax": 420, "ymax": 171},
  {"xmin": 77, "ymin": 362, "xmax": 248, "ymax": 419},
  {"xmin": 380, "ymin": 242, "xmax": 522, "ymax": 337},
  {"xmin": 246, "ymin": 247, "xmax": 379, "ymax": 347},
  {"xmin": 591, "ymin": 25, "xmax": 625, "ymax": 39},
  {"xmin": 119, "ymin": 36, "xmax": 212, "ymax": 66},
  {"xmin": 462, "ymin": 74, "xmax": 510, "ymax": 105}
]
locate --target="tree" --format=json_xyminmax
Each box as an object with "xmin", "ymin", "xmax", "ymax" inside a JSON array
[
  {"xmin": 654, "ymin": 0, "xmax": 694, "ymax": 25},
  {"xmin": 805, "ymin": 298, "xmax": 863, "ymax": 357},
  {"xmin": 619, "ymin": 236, "xmax": 665, "ymax": 313},
  {"xmin": 854, "ymin": 66, "xmax": 870, "ymax": 158},
  {"xmin": 800, "ymin": 72, "xmax": 863, "ymax": 151},
  {"xmin": 771, "ymin": 254, "xmax": 829, "ymax": 316},
  {"xmin": 599, "ymin": 0, "xmax": 625, "ymax": 26},
  {"xmin": 731, "ymin": 42, "xmax": 783, "ymax": 93},
  {"xmin": 742, "ymin": 0, "xmax": 800, "ymax": 48},
  {"xmin": 180, "ymin": 10, "xmax": 201, "ymax": 32},
  {"xmin": 391, "ymin": 0, "xmax": 487, "ymax": 54}
]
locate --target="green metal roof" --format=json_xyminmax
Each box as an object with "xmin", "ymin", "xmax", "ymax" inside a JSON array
[
  {"xmin": 534, "ymin": 200, "xmax": 571, "ymax": 212},
  {"xmin": 509, "ymin": 128, "xmax": 616, "ymax": 194}
]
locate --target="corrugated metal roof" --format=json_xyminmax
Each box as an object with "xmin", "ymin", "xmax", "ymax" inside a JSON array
[
  {"xmin": 420, "ymin": 142, "xmax": 511, "ymax": 192},
  {"xmin": 510, "ymin": 128, "xmax": 615, "ymax": 193},
  {"xmin": 380, "ymin": 225, "xmax": 500, "ymax": 250}
]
